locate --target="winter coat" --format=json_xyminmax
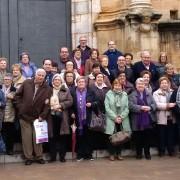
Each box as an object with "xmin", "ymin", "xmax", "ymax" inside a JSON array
[
  {"xmin": 105, "ymin": 90, "xmax": 131, "ymax": 135},
  {"xmin": 129, "ymin": 90, "xmax": 157, "ymax": 131}
]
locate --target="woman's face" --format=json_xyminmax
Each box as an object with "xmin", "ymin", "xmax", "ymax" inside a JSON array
[
  {"xmin": 21, "ymin": 55, "xmax": 29, "ymax": 64},
  {"xmin": 142, "ymin": 74, "xmax": 150, "ymax": 85},
  {"xmin": 136, "ymin": 81, "xmax": 145, "ymax": 92},
  {"xmin": 13, "ymin": 67, "xmax": 21, "ymax": 77},
  {"xmin": 113, "ymin": 83, "xmax": 122, "ymax": 91},
  {"xmin": 77, "ymin": 79, "xmax": 86, "ymax": 90},
  {"xmin": 166, "ymin": 67, "xmax": 174, "ymax": 75},
  {"xmin": 74, "ymin": 51, "xmax": 81, "ymax": 60},
  {"xmin": 66, "ymin": 62, "xmax": 74, "ymax": 71},
  {"xmin": 160, "ymin": 80, "xmax": 169, "ymax": 91},
  {"xmin": 53, "ymin": 77, "xmax": 62, "ymax": 87},
  {"xmin": 118, "ymin": 73, "xmax": 126, "ymax": 84},
  {"xmin": 101, "ymin": 57, "xmax": 108, "ymax": 67},
  {"xmin": 65, "ymin": 73, "xmax": 74, "ymax": 84},
  {"xmin": 96, "ymin": 74, "xmax": 104, "ymax": 85},
  {"xmin": 91, "ymin": 51, "xmax": 98, "ymax": 59},
  {"xmin": 160, "ymin": 53, "xmax": 167, "ymax": 64},
  {"xmin": 3, "ymin": 77, "xmax": 12, "ymax": 87}
]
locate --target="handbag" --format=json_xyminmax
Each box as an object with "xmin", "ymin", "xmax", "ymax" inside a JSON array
[
  {"xmin": 109, "ymin": 124, "xmax": 131, "ymax": 146},
  {"xmin": 89, "ymin": 111, "xmax": 106, "ymax": 132}
]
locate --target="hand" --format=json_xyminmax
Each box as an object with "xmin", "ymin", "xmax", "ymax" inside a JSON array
[
  {"xmin": 115, "ymin": 116, "xmax": 122, "ymax": 124},
  {"xmin": 141, "ymin": 106, "xmax": 150, "ymax": 112},
  {"xmin": 71, "ymin": 113, "xmax": 76, "ymax": 119},
  {"xmin": 167, "ymin": 103, "xmax": 176, "ymax": 109},
  {"xmin": 7, "ymin": 94, "xmax": 14, "ymax": 99},
  {"xmin": 38, "ymin": 116, "xmax": 43, "ymax": 122},
  {"xmin": 86, "ymin": 102, "xmax": 91, "ymax": 107}
]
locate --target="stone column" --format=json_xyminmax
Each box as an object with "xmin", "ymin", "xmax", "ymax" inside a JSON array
[{"xmin": 125, "ymin": 0, "xmax": 161, "ymax": 60}]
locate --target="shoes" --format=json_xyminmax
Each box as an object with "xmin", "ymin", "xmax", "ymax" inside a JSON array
[
  {"xmin": 36, "ymin": 159, "xmax": 45, "ymax": 164},
  {"xmin": 7, "ymin": 150, "xmax": 14, "ymax": 155},
  {"xmin": 60, "ymin": 157, "xmax": 66, "ymax": 163},
  {"xmin": 145, "ymin": 155, "xmax": 151, "ymax": 160},
  {"xmin": 136, "ymin": 155, "xmax": 142, "ymax": 160},
  {"xmin": 48, "ymin": 158, "xmax": 56, "ymax": 163},
  {"xmin": 109, "ymin": 155, "xmax": 115, "ymax": 161},
  {"xmin": 117, "ymin": 155, "xmax": 124, "ymax": 161},
  {"xmin": 76, "ymin": 158, "xmax": 84, "ymax": 162},
  {"xmin": 25, "ymin": 160, "xmax": 33, "ymax": 166}
]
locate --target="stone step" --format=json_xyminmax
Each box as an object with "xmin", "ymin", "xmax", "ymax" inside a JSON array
[{"xmin": 0, "ymin": 148, "xmax": 159, "ymax": 164}]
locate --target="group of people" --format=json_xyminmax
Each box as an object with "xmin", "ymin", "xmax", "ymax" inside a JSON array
[{"xmin": 0, "ymin": 36, "xmax": 180, "ymax": 166}]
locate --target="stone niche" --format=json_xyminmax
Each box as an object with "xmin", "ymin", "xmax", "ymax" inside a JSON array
[{"xmin": 94, "ymin": 0, "xmax": 162, "ymax": 60}]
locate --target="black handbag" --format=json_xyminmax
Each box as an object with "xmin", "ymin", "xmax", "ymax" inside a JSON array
[
  {"xmin": 109, "ymin": 124, "xmax": 131, "ymax": 146},
  {"xmin": 89, "ymin": 111, "xmax": 106, "ymax": 132}
]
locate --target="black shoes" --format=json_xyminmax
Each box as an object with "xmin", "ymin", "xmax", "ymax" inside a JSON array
[
  {"xmin": 60, "ymin": 157, "xmax": 66, "ymax": 163},
  {"xmin": 7, "ymin": 150, "xmax": 14, "ymax": 155},
  {"xmin": 145, "ymin": 155, "xmax": 151, "ymax": 160},
  {"xmin": 36, "ymin": 159, "xmax": 45, "ymax": 164},
  {"xmin": 25, "ymin": 160, "xmax": 33, "ymax": 165}
]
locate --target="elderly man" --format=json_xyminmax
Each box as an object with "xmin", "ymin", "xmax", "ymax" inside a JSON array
[
  {"xmin": 15, "ymin": 68, "xmax": 51, "ymax": 165},
  {"xmin": 133, "ymin": 50, "xmax": 159, "ymax": 85},
  {"xmin": 76, "ymin": 36, "xmax": 91, "ymax": 62},
  {"xmin": 103, "ymin": 40, "xmax": 123, "ymax": 71}
]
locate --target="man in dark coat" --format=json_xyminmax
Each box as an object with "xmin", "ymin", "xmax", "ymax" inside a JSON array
[
  {"xmin": 133, "ymin": 50, "xmax": 159, "ymax": 85},
  {"xmin": 14, "ymin": 68, "xmax": 51, "ymax": 165},
  {"xmin": 103, "ymin": 40, "xmax": 123, "ymax": 71}
]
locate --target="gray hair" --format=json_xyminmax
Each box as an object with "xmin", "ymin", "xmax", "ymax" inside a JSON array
[
  {"xmin": 35, "ymin": 68, "xmax": 46, "ymax": 76},
  {"xmin": 135, "ymin": 78, "xmax": 145, "ymax": 85}
]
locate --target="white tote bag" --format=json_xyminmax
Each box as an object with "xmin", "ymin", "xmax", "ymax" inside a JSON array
[{"xmin": 34, "ymin": 119, "xmax": 48, "ymax": 144}]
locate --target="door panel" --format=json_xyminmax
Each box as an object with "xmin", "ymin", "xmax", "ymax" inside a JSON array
[{"xmin": 0, "ymin": 0, "xmax": 71, "ymax": 67}]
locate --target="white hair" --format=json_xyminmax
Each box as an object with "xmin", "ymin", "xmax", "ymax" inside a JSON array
[{"xmin": 35, "ymin": 68, "xmax": 46, "ymax": 76}]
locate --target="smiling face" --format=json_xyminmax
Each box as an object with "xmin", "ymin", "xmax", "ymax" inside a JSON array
[
  {"xmin": 141, "ymin": 51, "xmax": 151, "ymax": 66},
  {"xmin": 77, "ymin": 78, "xmax": 86, "ymax": 90},
  {"xmin": 101, "ymin": 57, "xmax": 109, "ymax": 68},
  {"xmin": 53, "ymin": 76, "xmax": 62, "ymax": 87},
  {"xmin": 136, "ymin": 79, "xmax": 145, "ymax": 92},
  {"xmin": 21, "ymin": 54, "xmax": 29, "ymax": 65},
  {"xmin": 95, "ymin": 74, "xmax": 104, "ymax": 85},
  {"xmin": 0, "ymin": 60, "xmax": 7, "ymax": 70},
  {"xmin": 160, "ymin": 79, "xmax": 169, "ymax": 91},
  {"xmin": 12, "ymin": 67, "xmax": 21, "ymax": 77},
  {"xmin": 43, "ymin": 59, "xmax": 52, "ymax": 72}
]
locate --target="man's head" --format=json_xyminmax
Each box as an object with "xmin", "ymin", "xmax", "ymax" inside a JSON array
[
  {"xmin": 35, "ymin": 68, "xmax": 46, "ymax": 84},
  {"xmin": 117, "ymin": 56, "xmax": 126, "ymax": 67},
  {"xmin": 92, "ymin": 62, "xmax": 101, "ymax": 75},
  {"xmin": 79, "ymin": 36, "xmax": 88, "ymax": 48},
  {"xmin": 43, "ymin": 59, "xmax": 52, "ymax": 73},
  {"xmin": 141, "ymin": 50, "xmax": 151, "ymax": 66},
  {"xmin": 108, "ymin": 40, "xmax": 116, "ymax": 51},
  {"xmin": 59, "ymin": 47, "xmax": 69, "ymax": 61},
  {"xmin": 0, "ymin": 57, "xmax": 7, "ymax": 71},
  {"xmin": 3, "ymin": 73, "xmax": 13, "ymax": 87}
]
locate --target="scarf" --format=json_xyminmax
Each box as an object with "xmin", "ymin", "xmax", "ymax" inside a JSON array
[
  {"xmin": 76, "ymin": 88, "xmax": 87, "ymax": 135},
  {"xmin": 113, "ymin": 90, "xmax": 123, "ymax": 108},
  {"xmin": 176, "ymin": 86, "xmax": 180, "ymax": 109},
  {"xmin": 2, "ymin": 85, "xmax": 10, "ymax": 100},
  {"xmin": 136, "ymin": 90, "xmax": 151, "ymax": 130}
]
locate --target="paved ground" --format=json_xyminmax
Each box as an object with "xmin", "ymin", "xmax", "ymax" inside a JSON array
[{"xmin": 0, "ymin": 156, "xmax": 180, "ymax": 180}]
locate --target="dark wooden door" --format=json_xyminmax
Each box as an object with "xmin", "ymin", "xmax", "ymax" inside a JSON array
[{"xmin": 0, "ymin": 0, "xmax": 71, "ymax": 67}]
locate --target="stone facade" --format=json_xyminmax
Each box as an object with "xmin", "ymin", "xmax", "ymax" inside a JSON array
[{"xmin": 72, "ymin": 0, "xmax": 180, "ymax": 71}]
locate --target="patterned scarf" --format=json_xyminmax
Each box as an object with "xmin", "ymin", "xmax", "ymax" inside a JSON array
[
  {"xmin": 136, "ymin": 90, "xmax": 151, "ymax": 130},
  {"xmin": 76, "ymin": 88, "xmax": 87, "ymax": 135}
]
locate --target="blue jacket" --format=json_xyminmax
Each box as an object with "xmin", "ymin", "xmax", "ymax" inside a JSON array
[
  {"xmin": 104, "ymin": 49, "xmax": 123, "ymax": 71},
  {"xmin": 20, "ymin": 62, "xmax": 37, "ymax": 78}
]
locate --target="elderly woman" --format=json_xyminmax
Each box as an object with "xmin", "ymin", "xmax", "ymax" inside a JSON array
[
  {"xmin": 164, "ymin": 63, "xmax": 179, "ymax": 90},
  {"xmin": 49, "ymin": 74, "xmax": 73, "ymax": 163},
  {"xmin": 100, "ymin": 55, "xmax": 114, "ymax": 83},
  {"xmin": 60, "ymin": 61, "xmax": 80, "ymax": 84},
  {"xmin": 12, "ymin": 64, "xmax": 26, "ymax": 90},
  {"xmin": 129, "ymin": 78, "xmax": 156, "ymax": 160},
  {"xmin": 71, "ymin": 76, "xmax": 95, "ymax": 161},
  {"xmin": 156, "ymin": 52, "xmax": 168, "ymax": 77},
  {"xmin": 141, "ymin": 70, "xmax": 156, "ymax": 94},
  {"xmin": 105, "ymin": 79, "xmax": 131, "ymax": 161},
  {"xmin": 118, "ymin": 72, "xmax": 134, "ymax": 95},
  {"xmin": 19, "ymin": 52, "xmax": 37, "ymax": 79},
  {"xmin": 85, "ymin": 48, "xmax": 100, "ymax": 75},
  {"xmin": 1, "ymin": 73, "xmax": 16, "ymax": 155},
  {"xmin": 72, "ymin": 48, "xmax": 85, "ymax": 76},
  {"xmin": 153, "ymin": 77, "xmax": 175, "ymax": 156},
  {"xmin": 90, "ymin": 72, "xmax": 110, "ymax": 149}
]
